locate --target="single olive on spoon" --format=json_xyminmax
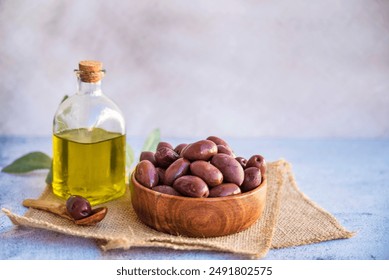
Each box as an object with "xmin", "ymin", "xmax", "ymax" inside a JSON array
[{"xmin": 22, "ymin": 195, "xmax": 107, "ymax": 226}]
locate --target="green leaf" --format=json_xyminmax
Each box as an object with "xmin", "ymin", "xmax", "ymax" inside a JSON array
[
  {"xmin": 45, "ymin": 162, "xmax": 53, "ymax": 185},
  {"xmin": 60, "ymin": 95, "xmax": 69, "ymax": 103},
  {"xmin": 1, "ymin": 152, "xmax": 52, "ymax": 174},
  {"xmin": 126, "ymin": 142, "xmax": 135, "ymax": 169},
  {"xmin": 142, "ymin": 128, "xmax": 160, "ymax": 152}
]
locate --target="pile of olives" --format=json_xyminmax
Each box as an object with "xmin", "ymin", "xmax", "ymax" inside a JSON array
[{"xmin": 134, "ymin": 136, "xmax": 266, "ymax": 198}]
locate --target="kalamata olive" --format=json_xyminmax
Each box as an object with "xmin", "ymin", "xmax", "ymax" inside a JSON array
[
  {"xmin": 241, "ymin": 167, "xmax": 262, "ymax": 192},
  {"xmin": 190, "ymin": 160, "xmax": 223, "ymax": 187},
  {"xmin": 152, "ymin": 185, "xmax": 182, "ymax": 196},
  {"xmin": 210, "ymin": 154, "xmax": 244, "ymax": 186},
  {"xmin": 246, "ymin": 154, "xmax": 267, "ymax": 175},
  {"xmin": 157, "ymin": 141, "xmax": 173, "ymax": 151},
  {"xmin": 164, "ymin": 158, "xmax": 190, "ymax": 185},
  {"xmin": 156, "ymin": 167, "xmax": 166, "ymax": 184},
  {"xmin": 208, "ymin": 183, "xmax": 241, "ymax": 197},
  {"xmin": 173, "ymin": 175, "xmax": 209, "ymax": 198},
  {"xmin": 179, "ymin": 144, "xmax": 190, "ymax": 157},
  {"xmin": 139, "ymin": 151, "xmax": 157, "ymax": 166},
  {"xmin": 217, "ymin": 145, "xmax": 234, "ymax": 157},
  {"xmin": 66, "ymin": 195, "xmax": 92, "ymax": 220},
  {"xmin": 206, "ymin": 136, "xmax": 231, "ymax": 149},
  {"xmin": 154, "ymin": 147, "xmax": 179, "ymax": 168},
  {"xmin": 235, "ymin": 157, "xmax": 247, "ymax": 169},
  {"xmin": 174, "ymin": 143, "xmax": 188, "ymax": 155},
  {"xmin": 182, "ymin": 140, "xmax": 217, "ymax": 161},
  {"xmin": 135, "ymin": 160, "xmax": 159, "ymax": 188}
]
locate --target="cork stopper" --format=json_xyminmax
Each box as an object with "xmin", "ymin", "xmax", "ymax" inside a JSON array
[{"xmin": 78, "ymin": 60, "xmax": 104, "ymax": 83}]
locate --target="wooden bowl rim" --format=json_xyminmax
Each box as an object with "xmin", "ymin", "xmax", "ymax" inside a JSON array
[{"xmin": 130, "ymin": 172, "xmax": 267, "ymax": 202}]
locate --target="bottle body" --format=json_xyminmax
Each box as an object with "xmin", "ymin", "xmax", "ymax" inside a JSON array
[
  {"xmin": 52, "ymin": 128, "xmax": 126, "ymax": 205},
  {"xmin": 52, "ymin": 62, "xmax": 126, "ymax": 205}
]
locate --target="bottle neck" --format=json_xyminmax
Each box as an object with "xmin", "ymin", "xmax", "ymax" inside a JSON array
[{"xmin": 77, "ymin": 78, "xmax": 103, "ymax": 96}]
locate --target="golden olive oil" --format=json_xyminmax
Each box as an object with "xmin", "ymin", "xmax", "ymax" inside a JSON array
[{"xmin": 52, "ymin": 128, "xmax": 126, "ymax": 205}]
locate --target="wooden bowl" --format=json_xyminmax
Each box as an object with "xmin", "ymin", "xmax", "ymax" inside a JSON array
[{"xmin": 129, "ymin": 173, "xmax": 267, "ymax": 238}]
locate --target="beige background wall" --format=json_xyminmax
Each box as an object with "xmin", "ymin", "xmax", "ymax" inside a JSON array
[{"xmin": 0, "ymin": 0, "xmax": 388, "ymax": 138}]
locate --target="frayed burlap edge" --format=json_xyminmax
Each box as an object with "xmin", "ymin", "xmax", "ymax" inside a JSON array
[
  {"xmin": 270, "ymin": 161, "xmax": 355, "ymax": 249},
  {"xmin": 1, "ymin": 207, "xmax": 275, "ymax": 258}
]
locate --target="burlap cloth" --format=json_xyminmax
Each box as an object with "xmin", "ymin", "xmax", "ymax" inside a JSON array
[{"xmin": 2, "ymin": 159, "xmax": 354, "ymax": 258}]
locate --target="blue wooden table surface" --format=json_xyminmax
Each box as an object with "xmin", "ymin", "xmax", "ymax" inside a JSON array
[{"xmin": 0, "ymin": 136, "xmax": 388, "ymax": 259}]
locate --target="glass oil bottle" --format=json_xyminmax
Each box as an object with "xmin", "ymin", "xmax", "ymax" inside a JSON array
[{"xmin": 52, "ymin": 61, "xmax": 126, "ymax": 205}]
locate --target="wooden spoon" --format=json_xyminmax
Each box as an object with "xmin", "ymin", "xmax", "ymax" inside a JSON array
[{"xmin": 22, "ymin": 199, "xmax": 107, "ymax": 226}]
